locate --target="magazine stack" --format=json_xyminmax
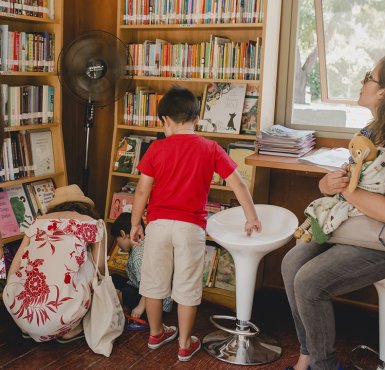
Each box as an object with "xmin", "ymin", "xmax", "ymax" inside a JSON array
[{"xmin": 255, "ymin": 125, "xmax": 316, "ymax": 157}]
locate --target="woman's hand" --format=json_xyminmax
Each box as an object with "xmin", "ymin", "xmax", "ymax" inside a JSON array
[{"xmin": 319, "ymin": 168, "xmax": 349, "ymax": 196}]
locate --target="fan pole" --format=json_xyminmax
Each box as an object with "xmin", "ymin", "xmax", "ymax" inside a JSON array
[{"xmin": 83, "ymin": 99, "xmax": 95, "ymax": 195}]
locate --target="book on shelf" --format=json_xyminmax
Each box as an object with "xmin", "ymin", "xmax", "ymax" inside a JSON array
[
  {"xmin": 202, "ymin": 242, "xmax": 218, "ymax": 288},
  {"xmin": 30, "ymin": 178, "xmax": 55, "ymax": 215},
  {"xmin": 206, "ymin": 247, "xmax": 221, "ymax": 288},
  {"xmin": 109, "ymin": 192, "xmax": 135, "ymax": 220},
  {"xmin": 297, "ymin": 147, "xmax": 350, "ymax": 171},
  {"xmin": 22, "ymin": 182, "xmax": 40, "ymax": 217},
  {"xmin": 29, "ymin": 130, "xmax": 55, "ymax": 176},
  {"xmin": 199, "ymin": 83, "xmax": 247, "ymax": 134},
  {"xmin": 227, "ymin": 141, "xmax": 255, "ymax": 189},
  {"xmin": 205, "ymin": 201, "xmax": 222, "ymax": 219},
  {"xmin": 0, "ymin": 191, "xmax": 20, "ymax": 239},
  {"xmin": 4, "ymin": 184, "xmax": 35, "ymax": 233},
  {"xmin": 107, "ymin": 240, "xmax": 128, "ymax": 275},
  {"xmin": 0, "ymin": 256, "xmax": 5, "ymax": 279},
  {"xmin": 240, "ymin": 85, "xmax": 259, "ymax": 135},
  {"xmin": 214, "ymin": 248, "xmax": 236, "ymax": 291}
]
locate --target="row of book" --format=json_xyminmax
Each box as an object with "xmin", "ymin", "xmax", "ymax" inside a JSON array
[
  {"xmin": 123, "ymin": 0, "xmax": 263, "ymax": 25},
  {"xmin": 0, "ymin": 178, "xmax": 55, "ymax": 238},
  {"xmin": 203, "ymin": 243, "xmax": 235, "ymax": 291},
  {"xmin": 0, "ymin": 84, "xmax": 54, "ymax": 127},
  {"xmin": 0, "ymin": 26, "xmax": 55, "ymax": 72},
  {"xmin": 127, "ymin": 36, "xmax": 262, "ymax": 80},
  {"xmin": 123, "ymin": 83, "xmax": 258, "ymax": 136},
  {"xmin": 0, "ymin": 0, "xmax": 55, "ymax": 19},
  {"xmin": 1, "ymin": 130, "xmax": 55, "ymax": 181},
  {"xmin": 255, "ymin": 125, "xmax": 316, "ymax": 157}
]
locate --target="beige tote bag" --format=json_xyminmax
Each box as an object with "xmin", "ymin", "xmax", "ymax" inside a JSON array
[{"xmin": 83, "ymin": 221, "xmax": 125, "ymax": 357}]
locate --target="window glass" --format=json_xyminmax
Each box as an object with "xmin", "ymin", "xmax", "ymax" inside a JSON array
[{"xmin": 292, "ymin": 0, "xmax": 385, "ymax": 129}]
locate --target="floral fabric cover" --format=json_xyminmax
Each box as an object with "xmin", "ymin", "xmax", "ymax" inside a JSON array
[{"xmin": 3, "ymin": 218, "xmax": 103, "ymax": 342}]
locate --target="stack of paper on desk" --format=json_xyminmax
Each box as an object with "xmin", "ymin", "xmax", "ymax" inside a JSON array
[{"xmin": 256, "ymin": 125, "xmax": 316, "ymax": 157}]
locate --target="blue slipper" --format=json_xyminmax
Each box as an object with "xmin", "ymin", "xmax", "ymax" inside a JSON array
[{"xmin": 56, "ymin": 331, "xmax": 84, "ymax": 344}]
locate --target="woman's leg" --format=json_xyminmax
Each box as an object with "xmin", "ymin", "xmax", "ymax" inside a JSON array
[
  {"xmin": 282, "ymin": 241, "xmax": 330, "ymax": 369},
  {"xmin": 294, "ymin": 244, "xmax": 385, "ymax": 370}
]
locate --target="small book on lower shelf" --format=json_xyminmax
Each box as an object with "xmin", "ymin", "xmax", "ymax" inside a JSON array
[{"xmin": 107, "ymin": 240, "xmax": 128, "ymax": 274}]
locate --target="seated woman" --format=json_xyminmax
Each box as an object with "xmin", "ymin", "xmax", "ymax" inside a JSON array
[
  {"xmin": 3, "ymin": 184, "xmax": 105, "ymax": 343},
  {"xmin": 282, "ymin": 57, "xmax": 385, "ymax": 370}
]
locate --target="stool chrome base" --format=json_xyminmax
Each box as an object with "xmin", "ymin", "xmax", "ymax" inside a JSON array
[{"xmin": 203, "ymin": 329, "xmax": 282, "ymax": 365}]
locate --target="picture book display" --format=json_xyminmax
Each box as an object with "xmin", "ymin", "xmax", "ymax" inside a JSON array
[
  {"xmin": 29, "ymin": 130, "xmax": 55, "ymax": 176},
  {"xmin": 108, "ymin": 240, "xmax": 129, "ymax": 275},
  {"xmin": 214, "ymin": 248, "xmax": 236, "ymax": 291},
  {"xmin": 109, "ymin": 192, "xmax": 135, "ymax": 220},
  {"xmin": 0, "ymin": 191, "xmax": 20, "ymax": 239},
  {"xmin": 30, "ymin": 178, "xmax": 55, "ymax": 214},
  {"xmin": 241, "ymin": 85, "xmax": 259, "ymax": 135},
  {"xmin": 4, "ymin": 184, "xmax": 35, "ymax": 232},
  {"xmin": 199, "ymin": 83, "xmax": 246, "ymax": 134},
  {"xmin": 227, "ymin": 142, "xmax": 255, "ymax": 190},
  {"xmin": 202, "ymin": 243, "xmax": 218, "ymax": 288}
]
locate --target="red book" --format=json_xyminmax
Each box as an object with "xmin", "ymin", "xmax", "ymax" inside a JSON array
[{"xmin": 0, "ymin": 192, "xmax": 21, "ymax": 239}]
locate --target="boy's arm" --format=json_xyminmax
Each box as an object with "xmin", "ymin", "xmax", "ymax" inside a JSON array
[
  {"xmin": 225, "ymin": 170, "xmax": 262, "ymax": 235},
  {"xmin": 130, "ymin": 173, "xmax": 154, "ymax": 244}
]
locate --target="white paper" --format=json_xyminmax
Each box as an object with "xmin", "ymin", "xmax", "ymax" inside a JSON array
[{"xmin": 297, "ymin": 147, "xmax": 350, "ymax": 170}]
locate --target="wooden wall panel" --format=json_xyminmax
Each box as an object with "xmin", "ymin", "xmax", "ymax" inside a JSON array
[{"xmin": 63, "ymin": 0, "xmax": 117, "ymax": 216}]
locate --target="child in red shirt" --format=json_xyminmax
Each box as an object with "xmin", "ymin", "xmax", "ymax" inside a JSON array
[{"xmin": 130, "ymin": 87, "xmax": 261, "ymax": 361}]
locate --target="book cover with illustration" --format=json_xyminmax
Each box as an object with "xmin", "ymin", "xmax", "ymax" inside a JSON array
[
  {"xmin": 113, "ymin": 136, "xmax": 141, "ymax": 174},
  {"xmin": 108, "ymin": 240, "xmax": 129, "ymax": 274},
  {"xmin": 241, "ymin": 85, "xmax": 259, "ymax": 135},
  {"xmin": 0, "ymin": 191, "xmax": 20, "ymax": 239},
  {"xmin": 200, "ymin": 83, "xmax": 246, "ymax": 134},
  {"xmin": 227, "ymin": 142, "xmax": 255, "ymax": 190},
  {"xmin": 109, "ymin": 192, "xmax": 134, "ymax": 220},
  {"xmin": 30, "ymin": 178, "xmax": 55, "ymax": 214},
  {"xmin": 214, "ymin": 248, "xmax": 236, "ymax": 291},
  {"xmin": 28, "ymin": 130, "xmax": 55, "ymax": 176},
  {"xmin": 4, "ymin": 184, "xmax": 35, "ymax": 232}
]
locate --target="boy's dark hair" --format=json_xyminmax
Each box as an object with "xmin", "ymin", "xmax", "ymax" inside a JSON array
[
  {"xmin": 158, "ymin": 86, "xmax": 200, "ymax": 124},
  {"xmin": 111, "ymin": 212, "xmax": 145, "ymax": 237}
]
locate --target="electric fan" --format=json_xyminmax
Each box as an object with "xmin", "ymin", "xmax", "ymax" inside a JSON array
[{"xmin": 58, "ymin": 30, "xmax": 131, "ymax": 194}]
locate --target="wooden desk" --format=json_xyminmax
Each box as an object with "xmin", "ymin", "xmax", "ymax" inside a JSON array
[{"xmin": 245, "ymin": 150, "xmax": 329, "ymax": 175}]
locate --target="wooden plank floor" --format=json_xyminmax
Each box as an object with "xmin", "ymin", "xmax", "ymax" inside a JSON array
[{"xmin": 0, "ymin": 289, "xmax": 379, "ymax": 369}]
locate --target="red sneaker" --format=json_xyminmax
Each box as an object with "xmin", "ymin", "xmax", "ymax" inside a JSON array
[
  {"xmin": 148, "ymin": 324, "xmax": 178, "ymax": 349},
  {"xmin": 178, "ymin": 336, "xmax": 201, "ymax": 361}
]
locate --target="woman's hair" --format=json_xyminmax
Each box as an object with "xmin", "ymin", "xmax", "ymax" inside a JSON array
[
  {"xmin": 47, "ymin": 201, "xmax": 99, "ymax": 219},
  {"xmin": 367, "ymin": 56, "xmax": 385, "ymax": 146}
]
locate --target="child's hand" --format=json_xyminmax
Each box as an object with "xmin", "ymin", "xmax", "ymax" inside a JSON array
[
  {"xmin": 131, "ymin": 299, "xmax": 146, "ymax": 318},
  {"xmin": 130, "ymin": 225, "xmax": 144, "ymax": 245},
  {"xmin": 245, "ymin": 218, "xmax": 262, "ymax": 236}
]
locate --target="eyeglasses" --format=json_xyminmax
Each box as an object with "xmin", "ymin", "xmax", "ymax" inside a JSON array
[{"xmin": 364, "ymin": 71, "xmax": 381, "ymax": 85}]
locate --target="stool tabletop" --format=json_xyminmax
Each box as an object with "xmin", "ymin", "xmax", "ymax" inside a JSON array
[{"xmin": 206, "ymin": 204, "xmax": 298, "ymax": 254}]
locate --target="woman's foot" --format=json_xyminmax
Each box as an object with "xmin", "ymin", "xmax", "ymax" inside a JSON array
[{"xmin": 287, "ymin": 354, "xmax": 311, "ymax": 370}]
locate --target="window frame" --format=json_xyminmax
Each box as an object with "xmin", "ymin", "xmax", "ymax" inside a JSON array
[{"xmin": 275, "ymin": 0, "xmax": 359, "ymax": 137}]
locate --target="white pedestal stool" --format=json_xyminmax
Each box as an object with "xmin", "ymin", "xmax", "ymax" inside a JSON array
[
  {"xmin": 374, "ymin": 279, "xmax": 385, "ymax": 370},
  {"xmin": 203, "ymin": 204, "xmax": 298, "ymax": 366}
]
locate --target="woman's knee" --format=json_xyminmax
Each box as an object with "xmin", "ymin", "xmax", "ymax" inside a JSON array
[{"xmin": 293, "ymin": 267, "xmax": 328, "ymax": 302}]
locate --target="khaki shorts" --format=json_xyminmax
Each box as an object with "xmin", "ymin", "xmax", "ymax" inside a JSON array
[{"xmin": 139, "ymin": 219, "xmax": 206, "ymax": 306}]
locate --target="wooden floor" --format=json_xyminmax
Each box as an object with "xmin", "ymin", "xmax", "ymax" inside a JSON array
[{"xmin": 0, "ymin": 289, "xmax": 380, "ymax": 369}]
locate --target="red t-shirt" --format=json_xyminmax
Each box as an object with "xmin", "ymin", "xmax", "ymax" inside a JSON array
[{"xmin": 137, "ymin": 134, "xmax": 237, "ymax": 229}]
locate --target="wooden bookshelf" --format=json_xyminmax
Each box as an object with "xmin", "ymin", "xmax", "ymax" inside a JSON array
[
  {"xmin": 104, "ymin": 0, "xmax": 282, "ymax": 311},
  {"xmin": 0, "ymin": 0, "xmax": 67, "ymax": 243}
]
